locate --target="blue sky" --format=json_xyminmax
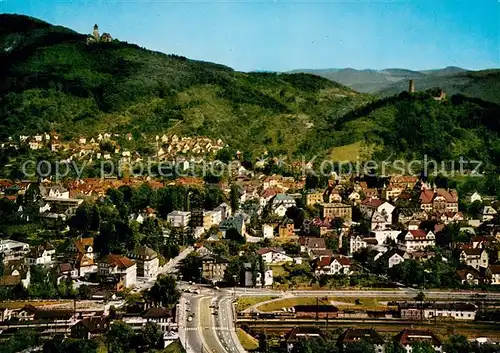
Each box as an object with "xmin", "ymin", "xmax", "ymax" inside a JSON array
[{"xmin": 1, "ymin": 0, "xmax": 499, "ymax": 72}]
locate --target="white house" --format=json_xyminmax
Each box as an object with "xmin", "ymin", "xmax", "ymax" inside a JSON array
[
  {"xmin": 262, "ymin": 224, "xmax": 274, "ymax": 238},
  {"xmin": 271, "ymin": 194, "xmax": 296, "ymax": 217},
  {"xmin": 397, "ymin": 230, "xmax": 435, "ymax": 252},
  {"xmin": 460, "ymin": 249, "xmax": 489, "ymax": 271},
  {"xmin": 166, "ymin": 211, "xmax": 191, "ymax": 229},
  {"xmin": 256, "ymin": 248, "xmax": 293, "ymax": 264},
  {"xmin": 349, "ymin": 234, "xmax": 378, "ymax": 255},
  {"xmin": 360, "ymin": 199, "xmax": 395, "ymax": 225},
  {"xmin": 314, "ymin": 255, "xmax": 352, "ymax": 276},
  {"xmin": 482, "ymin": 206, "xmax": 497, "ymax": 222},
  {"xmin": 26, "ymin": 244, "xmax": 55, "ymax": 266},
  {"xmin": 377, "ymin": 248, "xmax": 408, "ymax": 268}
]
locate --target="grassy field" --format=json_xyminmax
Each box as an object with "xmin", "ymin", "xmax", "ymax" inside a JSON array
[
  {"xmin": 161, "ymin": 339, "xmax": 186, "ymax": 353},
  {"xmin": 235, "ymin": 296, "xmax": 278, "ymax": 312},
  {"xmin": 236, "ymin": 328, "xmax": 259, "ymax": 351},
  {"xmin": 257, "ymin": 296, "xmax": 403, "ymax": 312},
  {"xmin": 329, "ymin": 141, "xmax": 375, "ymax": 161}
]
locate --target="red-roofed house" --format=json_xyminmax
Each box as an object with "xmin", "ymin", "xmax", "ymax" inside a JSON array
[
  {"xmin": 98, "ymin": 255, "xmax": 137, "ymax": 288},
  {"xmin": 314, "ymin": 255, "xmax": 352, "ymax": 276},
  {"xmin": 394, "ymin": 329, "xmax": 442, "ymax": 352},
  {"xmin": 397, "ymin": 230, "xmax": 435, "ymax": 252}
]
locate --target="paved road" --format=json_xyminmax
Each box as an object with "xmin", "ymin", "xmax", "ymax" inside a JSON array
[
  {"xmin": 136, "ymin": 246, "xmax": 194, "ymax": 292},
  {"xmin": 178, "ymin": 283, "xmax": 500, "ymax": 353}
]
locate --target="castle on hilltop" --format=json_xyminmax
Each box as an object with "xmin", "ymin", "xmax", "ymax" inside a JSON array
[
  {"xmin": 408, "ymin": 79, "xmax": 446, "ymax": 101},
  {"xmin": 86, "ymin": 24, "xmax": 113, "ymax": 44}
]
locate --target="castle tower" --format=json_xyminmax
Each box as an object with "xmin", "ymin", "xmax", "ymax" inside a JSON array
[
  {"xmin": 93, "ymin": 24, "xmax": 99, "ymax": 41},
  {"xmin": 408, "ymin": 79, "xmax": 415, "ymax": 93}
]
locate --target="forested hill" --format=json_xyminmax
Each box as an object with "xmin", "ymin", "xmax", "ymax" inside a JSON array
[
  {"xmin": 298, "ymin": 90, "xmax": 500, "ymax": 166},
  {"xmin": 0, "ymin": 14, "xmax": 369, "ymax": 156},
  {"xmin": 2, "ymin": 14, "xmax": 500, "ymax": 166}
]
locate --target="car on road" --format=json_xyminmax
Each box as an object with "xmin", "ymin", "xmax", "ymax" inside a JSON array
[
  {"xmin": 213, "ymin": 310, "xmax": 218, "ymax": 315},
  {"xmin": 188, "ymin": 316, "xmax": 193, "ymax": 322}
]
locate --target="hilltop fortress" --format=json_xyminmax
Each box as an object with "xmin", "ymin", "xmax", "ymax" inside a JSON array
[{"xmin": 86, "ymin": 24, "xmax": 113, "ymax": 44}]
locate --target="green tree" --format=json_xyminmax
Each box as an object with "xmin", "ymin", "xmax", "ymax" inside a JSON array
[
  {"xmin": 146, "ymin": 275, "xmax": 180, "ymax": 307},
  {"xmin": 180, "ymin": 253, "xmax": 202, "ymax": 281},
  {"xmin": 107, "ymin": 321, "xmax": 136, "ymax": 353},
  {"xmin": 344, "ymin": 340, "xmax": 375, "ymax": 353},
  {"xmin": 230, "ymin": 184, "xmax": 240, "ymax": 212},
  {"xmin": 412, "ymin": 341, "xmax": 436, "ymax": 353},
  {"xmin": 444, "ymin": 334, "xmax": 470, "ymax": 353},
  {"xmin": 140, "ymin": 322, "xmax": 163, "ymax": 349}
]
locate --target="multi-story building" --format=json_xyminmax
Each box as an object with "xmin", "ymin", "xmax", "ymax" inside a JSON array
[
  {"xmin": 166, "ymin": 210, "xmax": 191, "ymax": 229},
  {"xmin": 305, "ymin": 191, "xmax": 323, "ymax": 207},
  {"xmin": 98, "ymin": 254, "xmax": 137, "ymax": 289},
  {"xmin": 460, "ymin": 248, "xmax": 489, "ymax": 271},
  {"xmin": 397, "ymin": 230, "xmax": 435, "ymax": 252},
  {"xmin": 318, "ymin": 203, "xmax": 352, "ymax": 221},
  {"xmin": 26, "ymin": 243, "xmax": 55, "ymax": 266},
  {"xmin": 200, "ymin": 255, "xmax": 228, "ymax": 283},
  {"xmin": 128, "ymin": 246, "xmax": 159, "ymax": 279}
]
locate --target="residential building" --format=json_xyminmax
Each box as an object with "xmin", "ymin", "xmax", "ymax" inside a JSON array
[
  {"xmin": 460, "ymin": 249, "xmax": 489, "ymax": 271},
  {"xmin": 98, "ymin": 255, "xmax": 137, "ymax": 289},
  {"xmin": 262, "ymin": 224, "xmax": 274, "ymax": 238},
  {"xmin": 278, "ymin": 219, "xmax": 295, "ymax": 238},
  {"xmin": 419, "ymin": 188, "xmax": 458, "ymax": 214},
  {"xmin": 360, "ymin": 199, "xmax": 395, "ymax": 225},
  {"xmin": 486, "ymin": 265, "xmax": 500, "ymax": 285},
  {"xmin": 393, "ymin": 329, "xmax": 442, "ymax": 353},
  {"xmin": 0, "ymin": 239, "xmax": 30, "ymax": 261},
  {"xmin": 219, "ymin": 213, "xmax": 246, "ymax": 236},
  {"xmin": 257, "ymin": 248, "xmax": 294, "ymax": 264},
  {"xmin": 128, "ymin": 246, "xmax": 159, "ymax": 279},
  {"xmin": 166, "ymin": 211, "xmax": 191, "ymax": 229},
  {"xmin": 457, "ymin": 268, "xmax": 481, "ymax": 285},
  {"xmin": 377, "ymin": 248, "xmax": 408, "ymax": 269},
  {"xmin": 349, "ymin": 234, "xmax": 378, "ymax": 255},
  {"xmin": 397, "ymin": 230, "xmax": 435, "ymax": 252},
  {"xmin": 305, "ymin": 191, "xmax": 323, "ymax": 207},
  {"xmin": 314, "ymin": 255, "xmax": 352, "ymax": 276},
  {"xmin": 271, "ymin": 194, "xmax": 296, "ymax": 217},
  {"xmin": 282, "ymin": 327, "xmax": 322, "ymax": 353},
  {"xmin": 482, "ymin": 206, "xmax": 497, "ymax": 222},
  {"xmin": 68, "ymin": 237, "xmax": 97, "ymax": 277},
  {"xmin": 26, "ymin": 243, "xmax": 55, "ymax": 266},
  {"xmin": 299, "ymin": 237, "xmax": 326, "ymax": 256},
  {"xmin": 200, "ymin": 255, "xmax": 229, "ymax": 283},
  {"xmin": 338, "ymin": 328, "xmax": 385, "ymax": 353},
  {"xmin": 319, "ymin": 203, "xmax": 352, "ymax": 221}
]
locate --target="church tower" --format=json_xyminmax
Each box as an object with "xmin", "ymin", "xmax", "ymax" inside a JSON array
[{"xmin": 93, "ymin": 24, "xmax": 99, "ymax": 42}]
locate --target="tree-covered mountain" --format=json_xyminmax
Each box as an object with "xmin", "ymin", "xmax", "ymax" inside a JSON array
[
  {"xmin": 289, "ymin": 66, "xmax": 500, "ymax": 106},
  {"xmin": 300, "ymin": 90, "xmax": 500, "ymax": 167},
  {"xmin": 0, "ymin": 14, "xmax": 369, "ymax": 157},
  {"xmin": 1, "ymin": 14, "xmax": 500, "ymax": 168}
]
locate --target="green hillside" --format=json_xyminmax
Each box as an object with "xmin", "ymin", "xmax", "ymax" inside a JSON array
[
  {"xmin": 1, "ymin": 14, "xmax": 500, "ymax": 167},
  {"xmin": 0, "ymin": 14, "xmax": 369, "ymax": 156},
  {"xmin": 376, "ymin": 69, "xmax": 500, "ymax": 104},
  {"xmin": 321, "ymin": 90, "xmax": 500, "ymax": 166}
]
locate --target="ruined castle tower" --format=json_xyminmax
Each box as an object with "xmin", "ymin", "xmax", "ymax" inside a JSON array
[
  {"xmin": 408, "ymin": 79, "xmax": 415, "ymax": 93},
  {"xmin": 93, "ymin": 24, "xmax": 99, "ymax": 42}
]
